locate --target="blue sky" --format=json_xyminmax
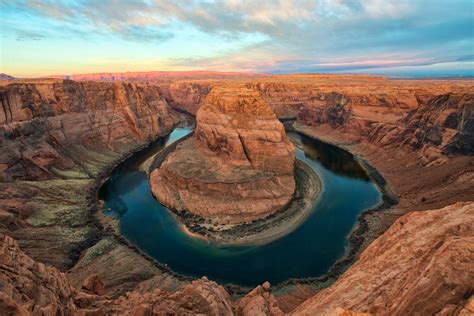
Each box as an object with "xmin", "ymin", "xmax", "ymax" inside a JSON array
[{"xmin": 1, "ymin": 0, "xmax": 473, "ymax": 77}]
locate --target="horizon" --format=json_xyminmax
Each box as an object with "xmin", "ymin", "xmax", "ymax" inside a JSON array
[
  {"xmin": 1, "ymin": 1, "xmax": 473, "ymax": 78},
  {"xmin": 2, "ymin": 69, "xmax": 473, "ymax": 80}
]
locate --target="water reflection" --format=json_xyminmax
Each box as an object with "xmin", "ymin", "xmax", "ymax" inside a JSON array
[
  {"xmin": 99, "ymin": 126, "xmax": 381, "ymax": 286},
  {"xmin": 289, "ymin": 131, "xmax": 370, "ymax": 181}
]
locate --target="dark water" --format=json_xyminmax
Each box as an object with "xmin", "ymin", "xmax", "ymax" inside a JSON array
[{"xmin": 99, "ymin": 126, "xmax": 381, "ymax": 287}]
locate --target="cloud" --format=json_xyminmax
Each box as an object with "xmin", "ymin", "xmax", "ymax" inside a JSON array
[
  {"xmin": 2, "ymin": 0, "xmax": 473, "ymax": 75},
  {"xmin": 15, "ymin": 30, "xmax": 46, "ymax": 41},
  {"xmin": 120, "ymin": 26, "xmax": 173, "ymax": 42}
]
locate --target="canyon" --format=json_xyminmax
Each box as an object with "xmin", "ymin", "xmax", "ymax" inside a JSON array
[{"xmin": 0, "ymin": 74, "xmax": 473, "ymax": 315}]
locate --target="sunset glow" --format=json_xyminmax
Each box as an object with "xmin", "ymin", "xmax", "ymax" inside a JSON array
[{"xmin": 1, "ymin": 0, "xmax": 473, "ymax": 77}]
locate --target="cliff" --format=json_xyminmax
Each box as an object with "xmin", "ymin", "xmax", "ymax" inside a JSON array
[
  {"xmin": 293, "ymin": 202, "xmax": 474, "ymax": 315},
  {"xmin": 0, "ymin": 79, "xmax": 180, "ymax": 284},
  {"xmin": 165, "ymin": 76, "xmax": 473, "ymax": 164},
  {"xmin": 0, "ymin": 79, "xmax": 176, "ymax": 181}
]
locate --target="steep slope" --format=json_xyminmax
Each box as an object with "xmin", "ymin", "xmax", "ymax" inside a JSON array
[
  {"xmin": 293, "ymin": 202, "xmax": 474, "ymax": 315},
  {"xmin": 2, "ymin": 201, "xmax": 473, "ymax": 315},
  {"xmin": 0, "ymin": 79, "xmax": 182, "ymax": 291}
]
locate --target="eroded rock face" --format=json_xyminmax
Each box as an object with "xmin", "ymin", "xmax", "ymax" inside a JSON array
[
  {"xmin": 2, "ymin": 199, "xmax": 473, "ymax": 315},
  {"xmin": 0, "ymin": 234, "xmax": 78, "ymax": 315},
  {"xmin": 166, "ymin": 77, "xmax": 473, "ymax": 166},
  {"xmin": 150, "ymin": 87, "xmax": 295, "ymax": 224},
  {"xmin": 0, "ymin": 234, "xmax": 234, "ymax": 315},
  {"xmin": 297, "ymin": 92, "xmax": 352, "ymax": 128},
  {"xmin": 0, "ymin": 79, "xmax": 176, "ymax": 181},
  {"xmin": 0, "ymin": 79, "xmax": 177, "ymax": 273},
  {"xmin": 195, "ymin": 87, "xmax": 295, "ymax": 174},
  {"xmin": 292, "ymin": 202, "xmax": 474, "ymax": 316},
  {"xmin": 162, "ymin": 81, "xmax": 213, "ymax": 114}
]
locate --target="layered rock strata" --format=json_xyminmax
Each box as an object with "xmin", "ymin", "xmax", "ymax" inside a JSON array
[
  {"xmin": 0, "ymin": 79, "xmax": 181, "ymax": 290},
  {"xmin": 293, "ymin": 202, "xmax": 474, "ymax": 315},
  {"xmin": 0, "ymin": 79, "xmax": 175, "ymax": 181},
  {"xmin": 2, "ymin": 200, "xmax": 473, "ymax": 315},
  {"xmin": 150, "ymin": 87, "xmax": 295, "ymax": 224},
  {"xmin": 166, "ymin": 76, "xmax": 473, "ymax": 164}
]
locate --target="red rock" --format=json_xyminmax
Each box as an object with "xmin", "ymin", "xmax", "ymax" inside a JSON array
[
  {"xmin": 150, "ymin": 87, "xmax": 295, "ymax": 224},
  {"xmin": 292, "ymin": 202, "xmax": 474, "ymax": 315},
  {"xmin": 82, "ymin": 274, "xmax": 106, "ymax": 296}
]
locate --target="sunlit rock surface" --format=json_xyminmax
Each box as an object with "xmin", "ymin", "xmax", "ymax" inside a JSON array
[
  {"xmin": 150, "ymin": 87, "xmax": 296, "ymax": 224},
  {"xmin": 293, "ymin": 202, "xmax": 474, "ymax": 315}
]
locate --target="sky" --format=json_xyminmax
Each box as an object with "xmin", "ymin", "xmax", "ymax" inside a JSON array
[{"xmin": 1, "ymin": 0, "xmax": 473, "ymax": 78}]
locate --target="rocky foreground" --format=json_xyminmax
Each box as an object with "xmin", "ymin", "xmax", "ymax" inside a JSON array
[
  {"xmin": 1, "ymin": 202, "xmax": 472, "ymax": 315},
  {"xmin": 150, "ymin": 86, "xmax": 296, "ymax": 224},
  {"xmin": 0, "ymin": 75, "xmax": 473, "ymax": 315}
]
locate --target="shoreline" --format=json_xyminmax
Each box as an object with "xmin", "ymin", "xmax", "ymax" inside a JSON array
[
  {"xmin": 146, "ymin": 133, "xmax": 322, "ymax": 247},
  {"xmin": 270, "ymin": 122, "xmax": 400, "ymax": 291},
  {"xmin": 193, "ymin": 159, "xmax": 323, "ymax": 246},
  {"xmin": 91, "ymin": 121, "xmax": 400, "ymax": 296}
]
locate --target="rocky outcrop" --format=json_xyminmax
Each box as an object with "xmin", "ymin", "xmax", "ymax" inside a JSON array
[
  {"xmin": 362, "ymin": 92, "xmax": 474, "ymax": 165},
  {"xmin": 150, "ymin": 87, "xmax": 295, "ymax": 224},
  {"xmin": 297, "ymin": 92, "xmax": 351, "ymax": 128},
  {"xmin": 165, "ymin": 76, "xmax": 473, "ymax": 164},
  {"xmin": 246, "ymin": 76, "xmax": 474, "ymax": 164},
  {"xmin": 236, "ymin": 281, "xmax": 284, "ymax": 316},
  {"xmin": 161, "ymin": 81, "xmax": 213, "ymax": 114},
  {"xmin": 293, "ymin": 202, "xmax": 474, "ymax": 315},
  {"xmin": 0, "ymin": 234, "xmax": 79, "ymax": 315},
  {"xmin": 0, "ymin": 233, "xmax": 232, "ymax": 315},
  {"xmin": 2, "ymin": 199, "xmax": 473, "ymax": 315}
]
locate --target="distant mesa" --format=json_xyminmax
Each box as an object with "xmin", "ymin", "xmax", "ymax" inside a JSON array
[
  {"xmin": 0, "ymin": 73, "xmax": 15, "ymax": 80},
  {"xmin": 48, "ymin": 70, "xmax": 262, "ymax": 82}
]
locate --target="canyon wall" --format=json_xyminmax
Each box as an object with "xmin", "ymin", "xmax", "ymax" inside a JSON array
[
  {"xmin": 0, "ymin": 79, "xmax": 176, "ymax": 181},
  {"xmin": 0, "ymin": 79, "xmax": 182, "ymax": 290},
  {"xmin": 165, "ymin": 76, "xmax": 473, "ymax": 165}
]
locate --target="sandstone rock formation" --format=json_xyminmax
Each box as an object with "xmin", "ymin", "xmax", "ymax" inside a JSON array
[
  {"xmin": 161, "ymin": 81, "xmax": 212, "ymax": 114},
  {"xmin": 292, "ymin": 202, "xmax": 474, "ymax": 315},
  {"xmin": 150, "ymin": 87, "xmax": 296, "ymax": 224},
  {"xmin": 2, "ymin": 200, "xmax": 473, "ymax": 315},
  {"xmin": 0, "ymin": 233, "xmax": 280, "ymax": 315},
  {"xmin": 0, "ymin": 234, "xmax": 79, "ymax": 315},
  {"xmin": 236, "ymin": 281, "xmax": 284, "ymax": 315},
  {"xmin": 0, "ymin": 79, "xmax": 179, "ymax": 280},
  {"xmin": 167, "ymin": 76, "xmax": 473, "ymax": 164},
  {"xmin": 245, "ymin": 76, "xmax": 474, "ymax": 165},
  {"xmin": 0, "ymin": 79, "xmax": 176, "ymax": 181}
]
